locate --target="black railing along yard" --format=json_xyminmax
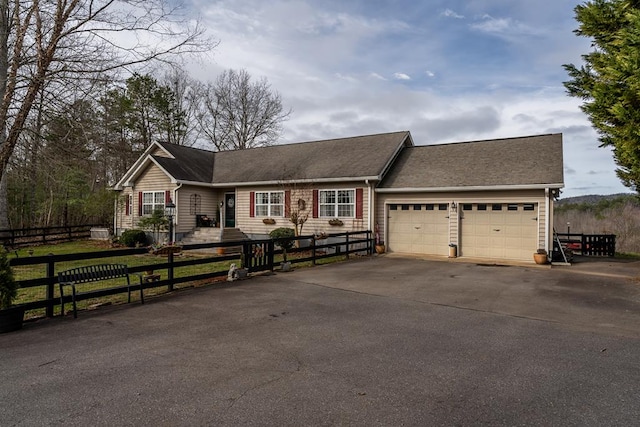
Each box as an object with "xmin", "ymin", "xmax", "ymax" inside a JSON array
[
  {"xmin": 0, "ymin": 224, "xmax": 106, "ymax": 248},
  {"xmin": 555, "ymin": 233, "xmax": 616, "ymax": 257},
  {"xmin": 8, "ymin": 230, "xmax": 373, "ymax": 318}
]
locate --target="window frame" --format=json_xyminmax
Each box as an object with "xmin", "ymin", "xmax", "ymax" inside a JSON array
[
  {"xmin": 255, "ymin": 191, "xmax": 285, "ymax": 217},
  {"xmin": 142, "ymin": 191, "xmax": 165, "ymax": 216},
  {"xmin": 319, "ymin": 189, "xmax": 356, "ymax": 218}
]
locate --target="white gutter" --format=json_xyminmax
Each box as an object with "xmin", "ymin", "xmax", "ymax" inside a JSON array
[
  {"xmin": 208, "ymin": 176, "xmax": 381, "ymax": 188},
  {"xmin": 375, "ymin": 183, "xmax": 565, "ymax": 193}
]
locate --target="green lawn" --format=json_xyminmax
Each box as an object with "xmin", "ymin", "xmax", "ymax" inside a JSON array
[{"xmin": 8, "ymin": 240, "xmax": 357, "ymax": 319}]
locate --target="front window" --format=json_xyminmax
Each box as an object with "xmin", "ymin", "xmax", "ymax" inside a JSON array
[
  {"xmin": 142, "ymin": 191, "xmax": 165, "ymax": 215},
  {"xmin": 255, "ymin": 191, "xmax": 284, "ymax": 217},
  {"xmin": 319, "ymin": 189, "xmax": 355, "ymax": 218}
]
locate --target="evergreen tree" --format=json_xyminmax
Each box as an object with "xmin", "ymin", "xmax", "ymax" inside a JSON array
[{"xmin": 564, "ymin": 0, "xmax": 640, "ymax": 192}]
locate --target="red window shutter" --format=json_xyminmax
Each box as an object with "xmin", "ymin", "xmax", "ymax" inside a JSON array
[
  {"xmin": 165, "ymin": 190, "xmax": 171, "ymax": 204},
  {"xmin": 125, "ymin": 195, "xmax": 130, "ymax": 216},
  {"xmin": 312, "ymin": 190, "xmax": 319, "ymax": 218},
  {"xmin": 284, "ymin": 190, "xmax": 291, "ymax": 217},
  {"xmin": 138, "ymin": 192, "xmax": 143, "ymax": 216},
  {"xmin": 250, "ymin": 192, "xmax": 255, "ymax": 217},
  {"xmin": 356, "ymin": 188, "xmax": 363, "ymax": 219}
]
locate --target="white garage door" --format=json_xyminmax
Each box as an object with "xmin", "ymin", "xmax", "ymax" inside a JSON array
[
  {"xmin": 460, "ymin": 203, "xmax": 538, "ymax": 261},
  {"xmin": 388, "ymin": 203, "xmax": 450, "ymax": 256}
]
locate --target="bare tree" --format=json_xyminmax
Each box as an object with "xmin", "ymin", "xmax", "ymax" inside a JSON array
[
  {"xmin": 0, "ymin": 0, "xmax": 213, "ymax": 184},
  {"xmin": 160, "ymin": 66, "xmax": 200, "ymax": 146},
  {"xmin": 196, "ymin": 69, "xmax": 291, "ymax": 151},
  {"xmin": 0, "ymin": 0, "xmax": 213, "ymax": 229}
]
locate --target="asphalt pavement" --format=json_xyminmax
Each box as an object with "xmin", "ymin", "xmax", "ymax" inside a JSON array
[{"xmin": 1, "ymin": 255, "xmax": 640, "ymax": 426}]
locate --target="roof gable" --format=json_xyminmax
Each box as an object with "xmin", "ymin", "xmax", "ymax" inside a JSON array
[{"xmin": 379, "ymin": 134, "xmax": 564, "ymax": 190}]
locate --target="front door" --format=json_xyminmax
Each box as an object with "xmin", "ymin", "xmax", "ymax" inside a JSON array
[{"xmin": 225, "ymin": 193, "xmax": 236, "ymax": 228}]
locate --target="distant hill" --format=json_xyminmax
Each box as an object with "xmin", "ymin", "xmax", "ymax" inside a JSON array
[{"xmin": 556, "ymin": 193, "xmax": 635, "ymax": 206}]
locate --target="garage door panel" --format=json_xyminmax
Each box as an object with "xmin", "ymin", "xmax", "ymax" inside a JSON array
[
  {"xmin": 388, "ymin": 203, "xmax": 449, "ymax": 256},
  {"xmin": 461, "ymin": 203, "xmax": 538, "ymax": 261}
]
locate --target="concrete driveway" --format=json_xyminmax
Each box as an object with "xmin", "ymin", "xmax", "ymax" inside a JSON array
[{"xmin": 2, "ymin": 256, "xmax": 640, "ymax": 426}]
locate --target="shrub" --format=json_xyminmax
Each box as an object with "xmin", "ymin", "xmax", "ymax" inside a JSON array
[
  {"xmin": 269, "ymin": 227, "xmax": 295, "ymax": 262},
  {"xmin": 0, "ymin": 246, "xmax": 17, "ymax": 309},
  {"xmin": 119, "ymin": 229, "xmax": 148, "ymax": 247}
]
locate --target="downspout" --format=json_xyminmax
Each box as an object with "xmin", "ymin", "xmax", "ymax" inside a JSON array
[
  {"xmin": 113, "ymin": 195, "xmax": 117, "ymax": 236},
  {"xmin": 365, "ymin": 179, "xmax": 373, "ymax": 231},
  {"xmin": 545, "ymin": 188, "xmax": 550, "ymax": 252},
  {"xmin": 174, "ymin": 183, "xmax": 182, "ymax": 242}
]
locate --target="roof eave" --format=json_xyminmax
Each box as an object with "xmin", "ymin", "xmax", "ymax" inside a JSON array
[
  {"xmin": 210, "ymin": 176, "xmax": 380, "ymax": 188},
  {"xmin": 376, "ymin": 183, "xmax": 565, "ymax": 193}
]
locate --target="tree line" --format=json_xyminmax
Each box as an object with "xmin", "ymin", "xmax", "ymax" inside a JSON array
[
  {"xmin": 555, "ymin": 194, "xmax": 640, "ymax": 254},
  {"xmin": 0, "ymin": 1, "xmax": 289, "ymax": 231},
  {"xmin": 6, "ymin": 68, "xmax": 290, "ymax": 230}
]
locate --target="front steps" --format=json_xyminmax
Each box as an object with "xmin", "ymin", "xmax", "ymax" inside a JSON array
[{"xmin": 180, "ymin": 227, "xmax": 250, "ymax": 253}]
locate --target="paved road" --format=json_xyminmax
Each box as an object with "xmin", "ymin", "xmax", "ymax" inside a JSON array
[{"xmin": 2, "ymin": 256, "xmax": 640, "ymax": 426}]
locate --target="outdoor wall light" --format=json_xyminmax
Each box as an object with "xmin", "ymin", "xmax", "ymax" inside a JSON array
[{"xmin": 450, "ymin": 201, "xmax": 457, "ymax": 212}]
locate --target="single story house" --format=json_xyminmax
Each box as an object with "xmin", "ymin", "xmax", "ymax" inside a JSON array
[{"xmin": 113, "ymin": 131, "xmax": 564, "ymax": 262}]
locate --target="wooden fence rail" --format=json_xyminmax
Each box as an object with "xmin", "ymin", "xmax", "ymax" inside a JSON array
[
  {"xmin": 0, "ymin": 224, "xmax": 106, "ymax": 248},
  {"xmin": 8, "ymin": 230, "xmax": 373, "ymax": 318}
]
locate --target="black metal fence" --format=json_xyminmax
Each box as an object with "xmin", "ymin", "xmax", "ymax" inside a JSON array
[
  {"xmin": 9, "ymin": 230, "xmax": 373, "ymax": 318},
  {"xmin": 0, "ymin": 224, "xmax": 106, "ymax": 248},
  {"xmin": 555, "ymin": 233, "xmax": 616, "ymax": 257}
]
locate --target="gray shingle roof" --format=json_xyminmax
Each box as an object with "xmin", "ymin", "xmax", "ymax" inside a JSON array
[
  {"xmin": 379, "ymin": 134, "xmax": 564, "ymax": 189},
  {"xmin": 211, "ymin": 131, "xmax": 411, "ymax": 183},
  {"xmin": 153, "ymin": 143, "xmax": 214, "ymax": 183}
]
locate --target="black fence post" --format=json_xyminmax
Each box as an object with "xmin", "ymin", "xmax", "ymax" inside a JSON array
[
  {"xmin": 46, "ymin": 254, "xmax": 55, "ymax": 317},
  {"xmin": 312, "ymin": 235, "xmax": 317, "ymax": 266},
  {"xmin": 345, "ymin": 232, "xmax": 350, "ymax": 260},
  {"xmin": 168, "ymin": 252, "xmax": 174, "ymax": 291},
  {"xmin": 268, "ymin": 240, "xmax": 275, "ymax": 272}
]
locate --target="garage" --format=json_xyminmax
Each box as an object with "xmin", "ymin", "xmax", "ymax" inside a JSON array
[
  {"xmin": 460, "ymin": 203, "xmax": 538, "ymax": 261},
  {"xmin": 387, "ymin": 203, "xmax": 450, "ymax": 255}
]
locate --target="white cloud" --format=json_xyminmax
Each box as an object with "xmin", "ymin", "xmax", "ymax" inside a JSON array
[
  {"xmin": 183, "ymin": 0, "xmax": 629, "ymax": 197},
  {"xmin": 441, "ymin": 9, "xmax": 464, "ymax": 19},
  {"xmin": 394, "ymin": 72, "xmax": 411, "ymax": 80},
  {"xmin": 471, "ymin": 14, "xmax": 539, "ymax": 36}
]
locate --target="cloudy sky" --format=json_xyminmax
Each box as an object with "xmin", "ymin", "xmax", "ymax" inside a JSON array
[{"xmin": 186, "ymin": 0, "xmax": 629, "ymax": 198}]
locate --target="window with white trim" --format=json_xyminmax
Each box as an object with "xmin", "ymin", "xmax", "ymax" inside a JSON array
[
  {"xmin": 142, "ymin": 191, "xmax": 165, "ymax": 215},
  {"xmin": 255, "ymin": 191, "xmax": 284, "ymax": 217},
  {"xmin": 319, "ymin": 189, "xmax": 355, "ymax": 218}
]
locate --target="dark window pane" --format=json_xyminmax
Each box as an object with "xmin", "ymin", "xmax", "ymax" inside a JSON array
[
  {"xmin": 413, "ymin": 204, "xmax": 422, "ymax": 211},
  {"xmin": 507, "ymin": 204, "xmax": 518, "ymax": 211},
  {"xmin": 438, "ymin": 204, "xmax": 448, "ymax": 210},
  {"xmin": 390, "ymin": 204, "xmax": 398, "ymax": 210},
  {"xmin": 523, "ymin": 204, "xmax": 535, "ymax": 211},
  {"xmin": 426, "ymin": 204, "xmax": 434, "ymax": 210},
  {"xmin": 477, "ymin": 204, "xmax": 487, "ymax": 211},
  {"xmin": 401, "ymin": 204, "xmax": 410, "ymax": 210},
  {"xmin": 462, "ymin": 204, "xmax": 472, "ymax": 211},
  {"xmin": 492, "ymin": 204, "xmax": 503, "ymax": 211}
]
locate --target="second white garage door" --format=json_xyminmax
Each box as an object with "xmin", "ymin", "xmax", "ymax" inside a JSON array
[
  {"xmin": 387, "ymin": 203, "xmax": 450, "ymax": 256},
  {"xmin": 460, "ymin": 203, "xmax": 538, "ymax": 261}
]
